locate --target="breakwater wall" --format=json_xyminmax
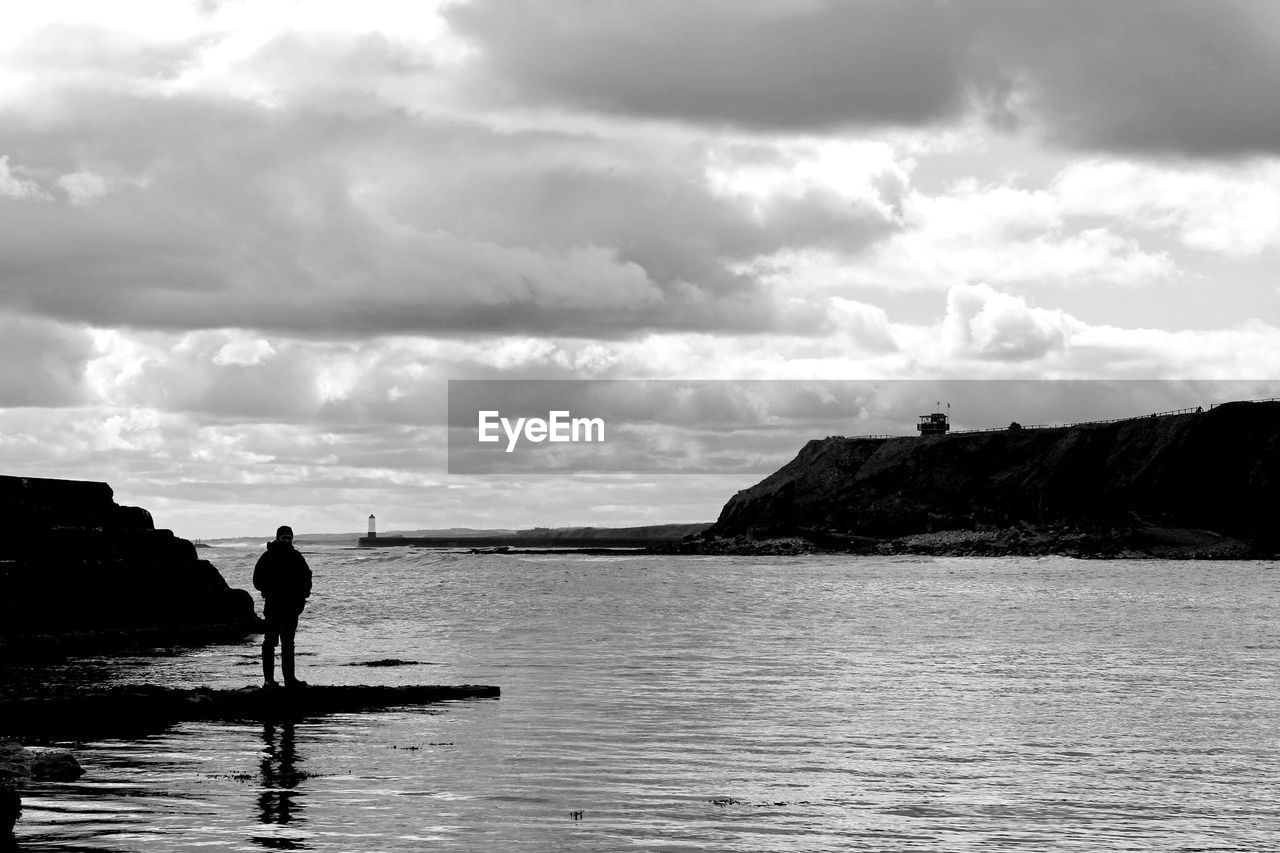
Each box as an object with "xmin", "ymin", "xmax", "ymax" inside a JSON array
[{"xmin": 361, "ymin": 535, "xmax": 661, "ymax": 549}]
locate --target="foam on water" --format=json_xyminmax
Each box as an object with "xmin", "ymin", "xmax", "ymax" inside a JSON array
[{"xmin": 12, "ymin": 547, "xmax": 1280, "ymax": 851}]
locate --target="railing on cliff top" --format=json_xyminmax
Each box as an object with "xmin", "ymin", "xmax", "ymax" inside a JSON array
[{"xmin": 848, "ymin": 396, "xmax": 1280, "ymax": 440}]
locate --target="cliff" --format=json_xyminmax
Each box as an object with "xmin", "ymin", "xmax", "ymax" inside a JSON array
[
  {"xmin": 0, "ymin": 475, "xmax": 257, "ymax": 649},
  {"xmin": 699, "ymin": 401, "xmax": 1280, "ymax": 557}
]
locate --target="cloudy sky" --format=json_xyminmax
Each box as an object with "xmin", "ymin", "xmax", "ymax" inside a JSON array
[{"xmin": 2, "ymin": 0, "xmax": 1278, "ymax": 537}]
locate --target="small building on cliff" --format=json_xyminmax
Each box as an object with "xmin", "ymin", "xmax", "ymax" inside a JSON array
[{"xmin": 917, "ymin": 411, "xmax": 950, "ymax": 436}]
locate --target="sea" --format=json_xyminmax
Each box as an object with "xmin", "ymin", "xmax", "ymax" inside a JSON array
[{"xmin": 11, "ymin": 545, "xmax": 1280, "ymax": 852}]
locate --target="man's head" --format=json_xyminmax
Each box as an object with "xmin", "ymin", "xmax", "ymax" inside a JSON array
[{"xmin": 276, "ymin": 525, "xmax": 294, "ymax": 544}]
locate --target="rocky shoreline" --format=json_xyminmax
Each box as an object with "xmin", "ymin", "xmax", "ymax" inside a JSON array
[
  {"xmin": 1, "ymin": 742, "xmax": 84, "ymax": 843},
  {"xmin": 0, "ymin": 474, "xmax": 502, "ymax": 846},
  {"xmin": 0, "ymin": 683, "xmax": 501, "ymax": 846},
  {"xmin": 663, "ymin": 522, "xmax": 1263, "ymax": 560},
  {"xmin": 1, "ymin": 683, "xmax": 501, "ymax": 741}
]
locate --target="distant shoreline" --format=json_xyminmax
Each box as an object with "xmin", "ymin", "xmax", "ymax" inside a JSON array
[
  {"xmin": 662, "ymin": 522, "xmax": 1268, "ymax": 560},
  {"xmin": 359, "ymin": 535, "xmax": 682, "ymax": 549},
  {"xmin": 350, "ymin": 523, "xmax": 1272, "ymax": 560}
]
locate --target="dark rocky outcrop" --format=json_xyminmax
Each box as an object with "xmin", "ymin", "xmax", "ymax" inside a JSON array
[
  {"xmin": 0, "ymin": 742, "xmax": 83, "ymax": 784},
  {"xmin": 0, "ymin": 784, "xmax": 15, "ymax": 844},
  {"xmin": 0, "ymin": 684, "xmax": 500, "ymax": 740},
  {"xmin": 0, "ymin": 741, "xmax": 84, "ymax": 843},
  {"xmin": 345, "ymin": 658, "xmax": 423, "ymax": 667},
  {"xmin": 0, "ymin": 475, "xmax": 258, "ymax": 654},
  {"xmin": 692, "ymin": 402, "xmax": 1280, "ymax": 558}
]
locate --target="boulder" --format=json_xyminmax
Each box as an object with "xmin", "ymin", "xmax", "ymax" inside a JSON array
[
  {"xmin": 30, "ymin": 751, "xmax": 83, "ymax": 782},
  {"xmin": 0, "ymin": 743, "xmax": 28, "ymax": 785},
  {"xmin": 0, "ymin": 741, "xmax": 83, "ymax": 839},
  {"xmin": 0, "ymin": 742, "xmax": 82, "ymax": 784}
]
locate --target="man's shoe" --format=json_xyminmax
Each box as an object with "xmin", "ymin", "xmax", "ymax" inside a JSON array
[
  {"xmin": 283, "ymin": 679, "xmax": 308, "ymax": 688},
  {"xmin": 262, "ymin": 680, "xmax": 280, "ymax": 689}
]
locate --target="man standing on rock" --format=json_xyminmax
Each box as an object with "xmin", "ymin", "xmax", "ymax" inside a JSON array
[{"xmin": 254, "ymin": 525, "xmax": 312, "ymax": 688}]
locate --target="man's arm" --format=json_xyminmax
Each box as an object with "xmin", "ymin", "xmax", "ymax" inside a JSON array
[
  {"xmin": 297, "ymin": 553, "xmax": 313, "ymax": 600},
  {"xmin": 253, "ymin": 552, "xmax": 270, "ymax": 593}
]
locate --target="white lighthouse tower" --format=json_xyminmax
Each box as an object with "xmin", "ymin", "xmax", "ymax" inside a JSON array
[{"xmin": 367, "ymin": 513, "xmax": 377, "ymax": 539}]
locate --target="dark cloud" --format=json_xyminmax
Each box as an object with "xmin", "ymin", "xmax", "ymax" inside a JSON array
[
  {"xmin": 447, "ymin": 0, "xmax": 1280, "ymax": 157},
  {"xmin": 994, "ymin": 1, "xmax": 1280, "ymax": 156},
  {"xmin": 126, "ymin": 349, "xmax": 325, "ymax": 421},
  {"xmin": 0, "ymin": 78, "xmax": 892, "ymax": 337},
  {"xmin": 446, "ymin": 0, "xmax": 978, "ymax": 130},
  {"xmin": 0, "ymin": 312, "xmax": 93, "ymax": 406}
]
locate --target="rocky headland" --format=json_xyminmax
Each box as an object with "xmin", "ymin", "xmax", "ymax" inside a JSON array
[{"xmin": 676, "ymin": 401, "xmax": 1280, "ymax": 559}]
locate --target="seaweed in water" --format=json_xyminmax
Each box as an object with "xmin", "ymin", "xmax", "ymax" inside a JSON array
[{"xmin": 344, "ymin": 659, "xmax": 422, "ymax": 667}]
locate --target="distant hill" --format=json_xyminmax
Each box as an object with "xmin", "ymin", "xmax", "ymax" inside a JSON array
[
  {"xmin": 513, "ymin": 523, "xmax": 710, "ymax": 541},
  {"xmin": 695, "ymin": 401, "xmax": 1280, "ymax": 558},
  {"xmin": 217, "ymin": 524, "xmax": 710, "ymax": 545},
  {"xmin": 292, "ymin": 528, "xmax": 516, "ymax": 544}
]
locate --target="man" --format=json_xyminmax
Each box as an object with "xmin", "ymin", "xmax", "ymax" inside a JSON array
[{"xmin": 253, "ymin": 525, "xmax": 312, "ymax": 688}]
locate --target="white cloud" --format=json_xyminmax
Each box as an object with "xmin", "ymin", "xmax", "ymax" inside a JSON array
[
  {"xmin": 213, "ymin": 337, "xmax": 276, "ymax": 366},
  {"xmin": 1055, "ymin": 159, "xmax": 1280, "ymax": 256},
  {"xmin": 705, "ymin": 139, "xmax": 910, "ymax": 223},
  {"xmin": 822, "ymin": 178, "xmax": 1179, "ymax": 292},
  {"xmin": 1069, "ymin": 320, "xmax": 1280, "ymax": 379},
  {"xmin": 0, "ymin": 155, "xmax": 50, "ymax": 200},
  {"xmin": 56, "ymin": 170, "xmax": 109, "ymax": 205},
  {"xmin": 943, "ymin": 283, "xmax": 1079, "ymax": 361},
  {"xmin": 2, "ymin": 294, "xmax": 1275, "ymax": 537}
]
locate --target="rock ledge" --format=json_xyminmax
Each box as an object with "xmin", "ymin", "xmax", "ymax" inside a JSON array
[{"xmin": 0, "ymin": 684, "xmax": 501, "ymax": 739}]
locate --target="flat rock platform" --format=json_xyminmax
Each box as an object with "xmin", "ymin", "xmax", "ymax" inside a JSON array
[{"xmin": 0, "ymin": 684, "xmax": 500, "ymax": 739}]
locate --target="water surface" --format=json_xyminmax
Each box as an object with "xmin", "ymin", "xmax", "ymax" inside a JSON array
[{"xmin": 14, "ymin": 549, "xmax": 1280, "ymax": 851}]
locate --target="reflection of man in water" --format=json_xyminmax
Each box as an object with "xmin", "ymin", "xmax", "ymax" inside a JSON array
[
  {"xmin": 254, "ymin": 525, "xmax": 312, "ymax": 689},
  {"xmin": 255, "ymin": 722, "xmax": 306, "ymax": 848}
]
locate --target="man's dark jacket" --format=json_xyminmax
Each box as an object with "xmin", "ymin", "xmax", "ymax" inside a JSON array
[{"xmin": 253, "ymin": 540, "xmax": 312, "ymax": 611}]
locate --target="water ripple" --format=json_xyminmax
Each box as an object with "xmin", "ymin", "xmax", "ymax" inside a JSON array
[{"xmin": 9, "ymin": 551, "xmax": 1280, "ymax": 851}]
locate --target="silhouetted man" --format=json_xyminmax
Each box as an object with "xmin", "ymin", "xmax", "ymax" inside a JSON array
[{"xmin": 254, "ymin": 525, "xmax": 312, "ymax": 688}]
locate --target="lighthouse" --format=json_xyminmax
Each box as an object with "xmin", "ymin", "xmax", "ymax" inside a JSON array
[{"xmin": 367, "ymin": 514, "xmax": 377, "ymax": 539}]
